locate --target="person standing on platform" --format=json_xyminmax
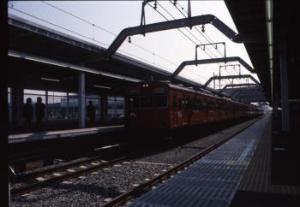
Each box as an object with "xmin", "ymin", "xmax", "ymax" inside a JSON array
[
  {"xmin": 35, "ymin": 97, "xmax": 45, "ymax": 130},
  {"xmin": 23, "ymin": 97, "xmax": 33, "ymax": 129},
  {"xmin": 87, "ymin": 101, "xmax": 96, "ymax": 126}
]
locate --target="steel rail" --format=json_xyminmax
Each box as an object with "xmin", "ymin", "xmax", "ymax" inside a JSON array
[{"xmin": 11, "ymin": 156, "xmax": 128, "ymax": 197}]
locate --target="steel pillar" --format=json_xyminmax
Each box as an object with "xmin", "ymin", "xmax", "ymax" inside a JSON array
[
  {"xmin": 279, "ymin": 44, "xmax": 289, "ymax": 132},
  {"xmin": 78, "ymin": 72, "xmax": 86, "ymax": 128},
  {"xmin": 45, "ymin": 89, "xmax": 48, "ymax": 122},
  {"xmin": 1, "ymin": 83, "xmax": 9, "ymax": 207},
  {"xmin": 11, "ymin": 83, "xmax": 23, "ymax": 128},
  {"xmin": 101, "ymin": 96, "xmax": 108, "ymax": 123}
]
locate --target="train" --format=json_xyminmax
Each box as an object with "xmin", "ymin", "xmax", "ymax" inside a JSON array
[{"xmin": 125, "ymin": 81, "xmax": 262, "ymax": 130}]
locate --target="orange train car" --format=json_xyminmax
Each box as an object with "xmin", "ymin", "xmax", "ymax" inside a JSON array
[{"xmin": 125, "ymin": 81, "xmax": 261, "ymax": 130}]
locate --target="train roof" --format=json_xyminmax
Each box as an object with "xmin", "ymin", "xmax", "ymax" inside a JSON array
[{"xmin": 141, "ymin": 81, "xmax": 258, "ymax": 109}]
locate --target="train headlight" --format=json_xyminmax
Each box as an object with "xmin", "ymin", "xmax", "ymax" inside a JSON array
[{"xmin": 130, "ymin": 112, "xmax": 136, "ymax": 118}]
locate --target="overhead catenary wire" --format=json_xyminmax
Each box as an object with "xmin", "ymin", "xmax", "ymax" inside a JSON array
[
  {"xmin": 171, "ymin": 1, "xmax": 239, "ymax": 88},
  {"xmin": 172, "ymin": 1, "xmax": 249, "ymax": 87},
  {"xmin": 178, "ymin": 1, "xmax": 250, "ymax": 86},
  {"xmin": 160, "ymin": 2, "xmax": 228, "ymax": 63},
  {"xmin": 172, "ymin": 0, "xmax": 224, "ymax": 58},
  {"xmin": 41, "ymin": 1, "xmax": 117, "ymax": 36},
  {"xmin": 156, "ymin": 1, "xmax": 217, "ymax": 59},
  {"xmin": 9, "ymin": 6, "xmax": 108, "ymax": 47},
  {"xmin": 147, "ymin": 3, "xmax": 198, "ymax": 46},
  {"xmin": 147, "ymin": 2, "xmax": 227, "ymax": 87},
  {"xmin": 148, "ymin": 2, "xmax": 216, "ymax": 60},
  {"xmin": 150, "ymin": 1, "xmax": 232, "ymax": 87},
  {"xmin": 170, "ymin": 0, "xmax": 235, "ymax": 87}
]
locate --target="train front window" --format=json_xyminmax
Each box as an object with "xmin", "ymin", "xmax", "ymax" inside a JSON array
[
  {"xmin": 141, "ymin": 96, "xmax": 152, "ymax": 108},
  {"xmin": 140, "ymin": 95, "xmax": 167, "ymax": 108},
  {"xmin": 153, "ymin": 95, "xmax": 167, "ymax": 107}
]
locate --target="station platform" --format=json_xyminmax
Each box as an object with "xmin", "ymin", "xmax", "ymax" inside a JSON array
[
  {"xmin": 129, "ymin": 112, "xmax": 300, "ymax": 207},
  {"xmin": 8, "ymin": 125, "xmax": 124, "ymax": 144}
]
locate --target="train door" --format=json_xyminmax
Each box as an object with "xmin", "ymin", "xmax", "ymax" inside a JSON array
[
  {"xmin": 181, "ymin": 95, "xmax": 190, "ymax": 126},
  {"xmin": 170, "ymin": 92, "xmax": 178, "ymax": 128},
  {"xmin": 126, "ymin": 95, "xmax": 140, "ymax": 128}
]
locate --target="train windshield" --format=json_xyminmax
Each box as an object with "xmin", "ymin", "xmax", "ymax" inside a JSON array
[{"xmin": 140, "ymin": 95, "xmax": 167, "ymax": 108}]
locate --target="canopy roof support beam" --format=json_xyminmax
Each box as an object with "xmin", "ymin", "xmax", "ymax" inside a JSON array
[{"xmin": 106, "ymin": 14, "xmax": 241, "ymax": 58}]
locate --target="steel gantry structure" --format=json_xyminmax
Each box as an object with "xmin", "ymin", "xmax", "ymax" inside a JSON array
[
  {"xmin": 202, "ymin": 74, "xmax": 260, "ymax": 89},
  {"xmin": 170, "ymin": 56, "xmax": 255, "ymax": 79},
  {"xmin": 217, "ymin": 83, "xmax": 258, "ymax": 95},
  {"xmin": 105, "ymin": 14, "xmax": 243, "ymax": 58}
]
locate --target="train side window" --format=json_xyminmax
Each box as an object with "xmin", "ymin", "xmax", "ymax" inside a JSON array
[
  {"xmin": 192, "ymin": 98, "xmax": 197, "ymax": 110},
  {"xmin": 183, "ymin": 98, "xmax": 188, "ymax": 109},
  {"xmin": 206, "ymin": 102, "xmax": 210, "ymax": 110},
  {"xmin": 153, "ymin": 95, "xmax": 167, "ymax": 107},
  {"xmin": 203, "ymin": 100, "xmax": 207, "ymax": 110},
  {"xmin": 188, "ymin": 97, "xmax": 192, "ymax": 109},
  {"xmin": 179, "ymin": 98, "xmax": 183, "ymax": 109},
  {"xmin": 197, "ymin": 99, "xmax": 201, "ymax": 110},
  {"xmin": 205, "ymin": 100, "xmax": 209, "ymax": 110}
]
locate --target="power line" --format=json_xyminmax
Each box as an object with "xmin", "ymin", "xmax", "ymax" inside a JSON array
[
  {"xmin": 161, "ymin": 1, "xmax": 227, "ymax": 62},
  {"xmin": 156, "ymin": 2, "xmax": 217, "ymax": 59},
  {"xmin": 171, "ymin": 0, "xmax": 224, "ymax": 58},
  {"xmin": 175, "ymin": 1, "xmax": 223, "ymax": 58},
  {"xmin": 41, "ymin": 1, "xmax": 117, "ymax": 36},
  {"xmin": 147, "ymin": 3, "xmax": 198, "ymax": 45},
  {"xmin": 147, "ymin": 2, "xmax": 230, "ymax": 86},
  {"xmin": 172, "ymin": 1, "xmax": 235, "ymax": 87},
  {"xmin": 153, "ymin": 1, "xmax": 234, "ymax": 84},
  {"xmin": 9, "ymin": 6, "xmax": 108, "ymax": 47}
]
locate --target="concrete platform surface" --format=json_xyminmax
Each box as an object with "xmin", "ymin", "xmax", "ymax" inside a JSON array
[
  {"xmin": 129, "ymin": 113, "xmax": 271, "ymax": 207},
  {"xmin": 8, "ymin": 125, "xmax": 124, "ymax": 144}
]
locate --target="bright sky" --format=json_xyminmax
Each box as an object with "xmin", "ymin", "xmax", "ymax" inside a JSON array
[{"xmin": 8, "ymin": 0, "xmax": 260, "ymax": 89}]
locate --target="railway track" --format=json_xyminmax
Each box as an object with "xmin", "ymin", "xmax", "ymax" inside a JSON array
[{"xmin": 11, "ymin": 154, "xmax": 129, "ymax": 197}]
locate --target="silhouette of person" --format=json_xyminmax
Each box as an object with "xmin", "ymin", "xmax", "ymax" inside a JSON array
[
  {"xmin": 35, "ymin": 97, "xmax": 45, "ymax": 129},
  {"xmin": 87, "ymin": 101, "xmax": 96, "ymax": 125},
  {"xmin": 23, "ymin": 98, "xmax": 33, "ymax": 129}
]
